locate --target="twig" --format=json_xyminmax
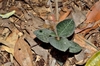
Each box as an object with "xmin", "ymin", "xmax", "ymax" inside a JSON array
[{"xmin": 55, "ymin": 0, "xmax": 59, "ymax": 22}]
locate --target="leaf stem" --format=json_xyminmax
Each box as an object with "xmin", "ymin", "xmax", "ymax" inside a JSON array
[
  {"xmin": 55, "ymin": 0, "xmax": 59, "ymax": 22},
  {"xmin": 54, "ymin": 0, "xmax": 60, "ymax": 40},
  {"xmin": 53, "ymin": 24, "xmax": 60, "ymax": 40}
]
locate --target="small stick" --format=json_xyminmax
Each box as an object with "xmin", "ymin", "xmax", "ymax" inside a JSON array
[{"xmin": 55, "ymin": 0, "xmax": 59, "ymax": 22}]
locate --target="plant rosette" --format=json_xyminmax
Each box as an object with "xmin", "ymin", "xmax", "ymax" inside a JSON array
[{"xmin": 34, "ymin": 19, "xmax": 81, "ymax": 53}]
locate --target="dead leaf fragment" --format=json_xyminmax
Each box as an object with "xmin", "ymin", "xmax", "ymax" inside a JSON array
[
  {"xmin": 0, "ymin": 28, "xmax": 19, "ymax": 55},
  {"xmin": 72, "ymin": 6, "xmax": 86, "ymax": 27},
  {"xmin": 6, "ymin": 28, "xmax": 19, "ymax": 48},
  {"xmin": 85, "ymin": 1, "xmax": 100, "ymax": 23},
  {"xmin": 32, "ymin": 45, "xmax": 49, "ymax": 61},
  {"xmin": 59, "ymin": 7, "xmax": 71, "ymax": 22},
  {"xmin": 14, "ymin": 38, "xmax": 35, "ymax": 66},
  {"xmin": 74, "ymin": 34, "xmax": 97, "ymax": 54}
]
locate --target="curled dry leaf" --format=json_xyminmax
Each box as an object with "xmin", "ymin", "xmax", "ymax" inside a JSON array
[
  {"xmin": 14, "ymin": 38, "xmax": 35, "ymax": 66},
  {"xmin": 85, "ymin": 1, "xmax": 100, "ymax": 23}
]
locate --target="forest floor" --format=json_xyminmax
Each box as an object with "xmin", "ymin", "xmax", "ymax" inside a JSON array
[{"xmin": 0, "ymin": 0, "xmax": 100, "ymax": 66}]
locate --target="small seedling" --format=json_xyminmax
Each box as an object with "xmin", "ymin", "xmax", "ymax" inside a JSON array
[{"xmin": 34, "ymin": 19, "xmax": 81, "ymax": 53}]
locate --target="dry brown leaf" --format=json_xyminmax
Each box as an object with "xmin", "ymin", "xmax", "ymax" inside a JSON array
[
  {"xmin": 59, "ymin": 7, "xmax": 71, "ymax": 22},
  {"xmin": 1, "ymin": 28, "xmax": 10, "ymax": 39},
  {"xmin": 74, "ymin": 34, "xmax": 97, "ymax": 54},
  {"xmin": 5, "ymin": 28, "xmax": 19, "ymax": 54},
  {"xmin": 76, "ymin": 20, "xmax": 100, "ymax": 36},
  {"xmin": 0, "ymin": 39, "xmax": 14, "ymax": 48},
  {"xmin": 74, "ymin": 49, "xmax": 89, "ymax": 65},
  {"xmin": 0, "ymin": 19, "xmax": 15, "ymax": 31},
  {"xmin": 32, "ymin": 45, "xmax": 49, "ymax": 61},
  {"xmin": 14, "ymin": 38, "xmax": 35, "ymax": 66},
  {"xmin": 0, "ymin": 28, "xmax": 19, "ymax": 55},
  {"xmin": 21, "ymin": 14, "xmax": 44, "ymax": 38},
  {"xmin": 33, "ymin": 6, "xmax": 51, "ymax": 19},
  {"xmin": 75, "ymin": 23, "xmax": 94, "ymax": 34},
  {"xmin": 9, "ymin": 6, "xmax": 23, "ymax": 16},
  {"xmin": 75, "ymin": 1, "xmax": 100, "ymax": 33},
  {"xmin": 72, "ymin": 6, "xmax": 86, "ymax": 27},
  {"xmin": 6, "ymin": 28, "xmax": 19, "ymax": 47},
  {"xmin": 85, "ymin": 1, "xmax": 100, "ymax": 23},
  {"xmin": 0, "ymin": 45, "xmax": 14, "ymax": 54}
]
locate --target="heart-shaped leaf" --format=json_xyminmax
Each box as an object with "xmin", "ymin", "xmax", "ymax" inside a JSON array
[
  {"xmin": 56, "ymin": 19, "xmax": 75, "ymax": 37},
  {"xmin": 85, "ymin": 51, "xmax": 100, "ymax": 66},
  {"xmin": 34, "ymin": 29, "xmax": 56, "ymax": 43},
  {"xmin": 69, "ymin": 41, "xmax": 81, "ymax": 53},
  {"xmin": 49, "ymin": 37, "xmax": 71, "ymax": 52}
]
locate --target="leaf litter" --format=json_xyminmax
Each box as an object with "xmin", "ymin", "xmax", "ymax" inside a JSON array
[{"xmin": 0, "ymin": 0, "xmax": 100, "ymax": 66}]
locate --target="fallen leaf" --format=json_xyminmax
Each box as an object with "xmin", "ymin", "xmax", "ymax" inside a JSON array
[
  {"xmin": 74, "ymin": 34, "xmax": 97, "ymax": 54},
  {"xmin": 33, "ymin": 6, "xmax": 51, "ymax": 19},
  {"xmin": 72, "ymin": 6, "xmax": 86, "ymax": 27},
  {"xmin": 0, "ymin": 28, "xmax": 19, "ymax": 55},
  {"xmin": 0, "ymin": 39, "xmax": 14, "ymax": 48},
  {"xmin": 74, "ymin": 49, "xmax": 88, "ymax": 65},
  {"xmin": 59, "ymin": 7, "xmax": 71, "ymax": 22},
  {"xmin": 21, "ymin": 14, "xmax": 44, "ymax": 38},
  {"xmin": 85, "ymin": 1, "xmax": 100, "ymax": 23},
  {"xmin": 76, "ymin": 20, "xmax": 100, "ymax": 36},
  {"xmin": 85, "ymin": 51, "xmax": 100, "ymax": 66},
  {"xmin": 32, "ymin": 45, "xmax": 49, "ymax": 62},
  {"xmin": 14, "ymin": 38, "xmax": 35, "ymax": 66},
  {"xmin": 0, "ymin": 19, "xmax": 15, "ymax": 31},
  {"xmin": 3, "ymin": 62, "xmax": 12, "ymax": 66},
  {"xmin": 0, "ymin": 10, "xmax": 15, "ymax": 18},
  {"xmin": 1, "ymin": 28, "xmax": 10, "ymax": 39},
  {"xmin": 0, "ymin": 45, "xmax": 14, "ymax": 54},
  {"xmin": 5, "ymin": 28, "xmax": 19, "ymax": 54},
  {"xmin": 9, "ymin": 6, "xmax": 22, "ymax": 16},
  {"xmin": 6, "ymin": 28, "xmax": 19, "ymax": 47},
  {"xmin": 24, "ymin": 33, "xmax": 37, "ymax": 46}
]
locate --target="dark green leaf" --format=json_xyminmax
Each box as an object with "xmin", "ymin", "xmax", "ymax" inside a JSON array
[
  {"xmin": 56, "ymin": 19, "xmax": 75, "ymax": 37},
  {"xmin": 34, "ymin": 29, "xmax": 56, "ymax": 43},
  {"xmin": 49, "ymin": 37, "xmax": 71, "ymax": 52},
  {"xmin": 69, "ymin": 41, "xmax": 81, "ymax": 53}
]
